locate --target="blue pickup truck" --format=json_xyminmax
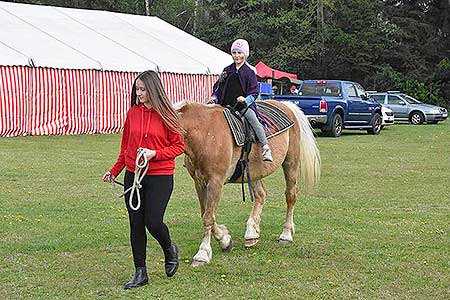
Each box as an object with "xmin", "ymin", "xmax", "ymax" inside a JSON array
[{"xmin": 262, "ymin": 80, "xmax": 383, "ymax": 137}]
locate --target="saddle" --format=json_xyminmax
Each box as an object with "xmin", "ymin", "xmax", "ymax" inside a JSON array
[
  {"xmin": 223, "ymin": 101, "xmax": 294, "ymax": 147},
  {"xmin": 223, "ymin": 101, "xmax": 295, "ymax": 201}
]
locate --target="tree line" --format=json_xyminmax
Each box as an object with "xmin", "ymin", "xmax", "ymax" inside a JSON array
[{"xmin": 7, "ymin": 0, "xmax": 450, "ymax": 107}]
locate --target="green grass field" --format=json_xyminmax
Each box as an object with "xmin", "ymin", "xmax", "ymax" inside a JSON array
[{"xmin": 1, "ymin": 121, "xmax": 449, "ymax": 300}]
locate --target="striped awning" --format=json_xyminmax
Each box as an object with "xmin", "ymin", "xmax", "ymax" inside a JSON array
[{"xmin": 0, "ymin": 66, "xmax": 218, "ymax": 137}]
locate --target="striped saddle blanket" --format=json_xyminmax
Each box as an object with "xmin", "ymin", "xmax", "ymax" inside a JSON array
[{"xmin": 223, "ymin": 101, "xmax": 295, "ymax": 147}]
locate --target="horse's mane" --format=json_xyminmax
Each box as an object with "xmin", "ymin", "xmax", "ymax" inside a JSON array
[
  {"xmin": 173, "ymin": 100, "xmax": 220, "ymax": 115},
  {"xmin": 172, "ymin": 100, "xmax": 189, "ymax": 111}
]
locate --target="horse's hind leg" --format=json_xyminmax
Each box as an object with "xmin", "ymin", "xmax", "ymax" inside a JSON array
[
  {"xmin": 244, "ymin": 180, "xmax": 266, "ymax": 248},
  {"xmin": 279, "ymin": 157, "xmax": 299, "ymax": 244}
]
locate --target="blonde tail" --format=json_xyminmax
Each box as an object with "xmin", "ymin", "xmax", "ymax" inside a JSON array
[{"xmin": 283, "ymin": 101, "xmax": 321, "ymax": 193}]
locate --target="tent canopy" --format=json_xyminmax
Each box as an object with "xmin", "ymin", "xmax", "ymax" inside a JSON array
[
  {"xmin": 255, "ymin": 61, "xmax": 298, "ymax": 80},
  {"xmin": 0, "ymin": 1, "xmax": 231, "ymax": 74}
]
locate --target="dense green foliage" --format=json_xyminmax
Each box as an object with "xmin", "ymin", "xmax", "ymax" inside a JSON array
[
  {"xmin": 1, "ymin": 122, "xmax": 449, "ymax": 299},
  {"xmin": 6, "ymin": 0, "xmax": 450, "ymax": 107}
]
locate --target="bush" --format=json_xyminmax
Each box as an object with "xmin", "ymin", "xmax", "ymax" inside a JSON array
[{"xmin": 373, "ymin": 64, "xmax": 449, "ymax": 108}]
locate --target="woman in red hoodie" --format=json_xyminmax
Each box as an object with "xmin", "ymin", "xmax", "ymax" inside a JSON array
[{"xmin": 102, "ymin": 70, "xmax": 184, "ymax": 289}]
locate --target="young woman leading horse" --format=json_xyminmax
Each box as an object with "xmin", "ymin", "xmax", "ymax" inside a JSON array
[
  {"xmin": 175, "ymin": 99, "xmax": 320, "ymax": 266},
  {"xmin": 103, "ymin": 71, "xmax": 184, "ymax": 288}
]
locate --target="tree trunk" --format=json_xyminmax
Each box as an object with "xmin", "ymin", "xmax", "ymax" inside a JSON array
[
  {"xmin": 193, "ymin": 0, "xmax": 200, "ymax": 35},
  {"xmin": 145, "ymin": 0, "xmax": 150, "ymax": 16}
]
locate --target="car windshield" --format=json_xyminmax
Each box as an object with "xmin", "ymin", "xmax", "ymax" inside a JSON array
[
  {"xmin": 401, "ymin": 94, "xmax": 422, "ymax": 104},
  {"xmin": 300, "ymin": 83, "xmax": 341, "ymax": 97}
]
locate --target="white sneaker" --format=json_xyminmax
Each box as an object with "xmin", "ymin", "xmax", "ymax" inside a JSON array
[{"xmin": 262, "ymin": 145, "xmax": 273, "ymax": 162}]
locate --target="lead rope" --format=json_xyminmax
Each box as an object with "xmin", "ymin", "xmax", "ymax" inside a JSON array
[{"xmin": 111, "ymin": 148, "xmax": 149, "ymax": 211}]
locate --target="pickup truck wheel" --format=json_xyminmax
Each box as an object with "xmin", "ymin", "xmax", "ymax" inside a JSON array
[
  {"xmin": 410, "ymin": 112, "xmax": 424, "ymax": 125},
  {"xmin": 367, "ymin": 113, "xmax": 382, "ymax": 135},
  {"xmin": 327, "ymin": 114, "xmax": 343, "ymax": 137}
]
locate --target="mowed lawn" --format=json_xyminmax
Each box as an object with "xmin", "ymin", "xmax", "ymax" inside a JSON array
[{"xmin": 1, "ymin": 121, "xmax": 449, "ymax": 300}]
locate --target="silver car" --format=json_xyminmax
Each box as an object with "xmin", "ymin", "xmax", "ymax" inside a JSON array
[{"xmin": 369, "ymin": 92, "xmax": 448, "ymax": 124}]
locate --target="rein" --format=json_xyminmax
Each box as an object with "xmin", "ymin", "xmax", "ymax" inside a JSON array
[{"xmin": 111, "ymin": 148, "xmax": 149, "ymax": 211}]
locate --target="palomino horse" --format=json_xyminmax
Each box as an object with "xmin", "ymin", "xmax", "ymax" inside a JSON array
[{"xmin": 176, "ymin": 100, "xmax": 320, "ymax": 266}]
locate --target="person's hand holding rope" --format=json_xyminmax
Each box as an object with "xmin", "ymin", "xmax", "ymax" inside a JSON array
[
  {"xmin": 138, "ymin": 147, "xmax": 156, "ymax": 160},
  {"xmin": 104, "ymin": 148, "xmax": 153, "ymax": 211},
  {"xmin": 102, "ymin": 171, "xmax": 115, "ymax": 183}
]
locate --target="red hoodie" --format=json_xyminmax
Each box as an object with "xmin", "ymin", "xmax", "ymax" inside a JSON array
[{"xmin": 110, "ymin": 104, "xmax": 185, "ymax": 177}]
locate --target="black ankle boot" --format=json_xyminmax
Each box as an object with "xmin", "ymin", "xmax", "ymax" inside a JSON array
[
  {"xmin": 124, "ymin": 266, "xmax": 148, "ymax": 289},
  {"xmin": 163, "ymin": 244, "xmax": 179, "ymax": 277}
]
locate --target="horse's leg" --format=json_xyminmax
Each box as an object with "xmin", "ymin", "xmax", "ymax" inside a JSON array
[
  {"xmin": 244, "ymin": 180, "xmax": 266, "ymax": 248},
  {"xmin": 213, "ymin": 223, "xmax": 233, "ymax": 252},
  {"xmin": 194, "ymin": 180, "xmax": 207, "ymax": 217},
  {"xmin": 192, "ymin": 177, "xmax": 226, "ymax": 266},
  {"xmin": 191, "ymin": 179, "xmax": 210, "ymax": 266},
  {"xmin": 279, "ymin": 157, "xmax": 299, "ymax": 244},
  {"xmin": 195, "ymin": 182, "xmax": 232, "ymax": 252}
]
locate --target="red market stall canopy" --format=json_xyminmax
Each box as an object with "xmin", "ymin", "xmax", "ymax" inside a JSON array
[{"xmin": 255, "ymin": 61, "xmax": 298, "ymax": 80}]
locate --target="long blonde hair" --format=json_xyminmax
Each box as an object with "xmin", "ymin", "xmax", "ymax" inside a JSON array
[{"xmin": 131, "ymin": 70, "xmax": 181, "ymax": 134}]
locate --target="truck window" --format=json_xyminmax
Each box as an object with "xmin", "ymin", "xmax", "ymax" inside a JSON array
[
  {"xmin": 344, "ymin": 83, "xmax": 358, "ymax": 97},
  {"xmin": 354, "ymin": 84, "xmax": 366, "ymax": 97},
  {"xmin": 300, "ymin": 82, "xmax": 341, "ymax": 97}
]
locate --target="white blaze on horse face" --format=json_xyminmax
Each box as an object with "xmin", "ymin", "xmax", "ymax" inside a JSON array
[
  {"xmin": 136, "ymin": 79, "xmax": 150, "ymax": 104},
  {"xmin": 231, "ymin": 51, "xmax": 245, "ymax": 66}
]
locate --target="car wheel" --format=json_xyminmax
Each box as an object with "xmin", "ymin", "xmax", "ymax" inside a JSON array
[
  {"xmin": 410, "ymin": 112, "xmax": 424, "ymax": 125},
  {"xmin": 367, "ymin": 113, "xmax": 382, "ymax": 135},
  {"xmin": 325, "ymin": 114, "xmax": 343, "ymax": 137}
]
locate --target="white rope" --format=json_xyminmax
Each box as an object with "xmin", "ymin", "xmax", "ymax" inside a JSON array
[{"xmin": 113, "ymin": 148, "xmax": 149, "ymax": 211}]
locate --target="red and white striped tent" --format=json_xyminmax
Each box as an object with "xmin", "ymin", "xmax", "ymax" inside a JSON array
[{"xmin": 0, "ymin": 1, "xmax": 231, "ymax": 137}]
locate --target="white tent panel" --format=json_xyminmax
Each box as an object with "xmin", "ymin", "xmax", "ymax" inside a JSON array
[
  {"xmin": 0, "ymin": 2, "xmax": 101, "ymax": 69},
  {"xmin": 0, "ymin": 1, "xmax": 231, "ymax": 74},
  {"xmin": 122, "ymin": 16, "xmax": 232, "ymax": 74},
  {"xmin": 11, "ymin": 4, "xmax": 159, "ymax": 72},
  {"xmin": 0, "ymin": 43, "xmax": 29, "ymax": 66},
  {"xmin": 58, "ymin": 7, "xmax": 208, "ymax": 73}
]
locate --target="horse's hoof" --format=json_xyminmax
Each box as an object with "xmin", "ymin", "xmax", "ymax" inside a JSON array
[
  {"xmin": 277, "ymin": 238, "xmax": 292, "ymax": 245},
  {"xmin": 244, "ymin": 238, "xmax": 259, "ymax": 248},
  {"xmin": 191, "ymin": 260, "xmax": 207, "ymax": 267},
  {"xmin": 222, "ymin": 239, "xmax": 233, "ymax": 252}
]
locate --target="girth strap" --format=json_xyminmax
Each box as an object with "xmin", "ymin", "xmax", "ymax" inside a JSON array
[{"xmin": 228, "ymin": 104, "xmax": 255, "ymax": 202}]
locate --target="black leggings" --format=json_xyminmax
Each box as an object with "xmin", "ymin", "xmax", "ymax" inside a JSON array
[{"xmin": 124, "ymin": 171, "xmax": 173, "ymax": 267}]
